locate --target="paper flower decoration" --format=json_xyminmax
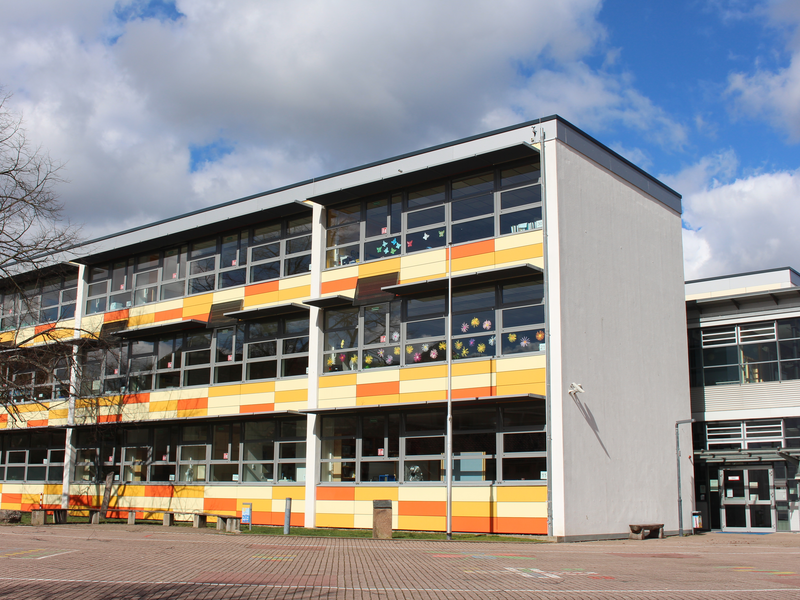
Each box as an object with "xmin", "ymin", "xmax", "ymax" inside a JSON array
[
  {"xmin": 365, "ymin": 355, "xmax": 373, "ymax": 364},
  {"xmin": 377, "ymin": 349, "xmax": 385, "ymax": 358},
  {"xmin": 430, "ymin": 349, "xmax": 438, "ymax": 359},
  {"xmin": 488, "ymin": 336, "xmax": 495, "ymax": 346},
  {"xmin": 508, "ymin": 333, "xmax": 517, "ymax": 343},
  {"xmin": 477, "ymin": 343, "xmax": 486, "ymax": 353},
  {"xmin": 327, "ymin": 357, "xmax": 334, "ymax": 366},
  {"xmin": 413, "ymin": 353, "xmax": 421, "ymax": 363},
  {"xmin": 461, "ymin": 322, "xmax": 469, "ymax": 333},
  {"xmin": 392, "ymin": 331, "xmax": 400, "ymax": 341},
  {"xmin": 439, "ymin": 341, "xmax": 446, "ymax": 350},
  {"xmin": 339, "ymin": 354, "xmax": 346, "ymax": 361},
  {"xmin": 406, "ymin": 345, "xmax": 414, "ymax": 354},
  {"xmin": 469, "ymin": 338, "xmax": 475, "ymax": 346},
  {"xmin": 455, "ymin": 340, "xmax": 463, "ymax": 350},
  {"xmin": 483, "ymin": 320, "xmax": 492, "ymax": 330},
  {"xmin": 421, "ymin": 343, "xmax": 429, "ymax": 352},
  {"xmin": 471, "ymin": 318, "xmax": 480, "ymax": 327},
  {"xmin": 394, "ymin": 347, "xmax": 401, "ymax": 355},
  {"xmin": 461, "ymin": 348, "xmax": 469, "ymax": 357},
  {"xmin": 520, "ymin": 336, "xmax": 530, "ymax": 348},
  {"xmin": 536, "ymin": 330, "xmax": 545, "ymax": 341},
  {"xmin": 386, "ymin": 355, "xmax": 393, "ymax": 364}
]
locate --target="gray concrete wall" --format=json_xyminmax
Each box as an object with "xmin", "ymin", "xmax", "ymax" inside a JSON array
[{"xmin": 547, "ymin": 140, "xmax": 692, "ymax": 539}]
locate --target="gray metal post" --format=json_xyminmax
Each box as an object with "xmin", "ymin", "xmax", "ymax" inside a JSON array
[
  {"xmin": 676, "ymin": 418, "xmax": 695, "ymax": 537},
  {"xmin": 283, "ymin": 497, "xmax": 292, "ymax": 534}
]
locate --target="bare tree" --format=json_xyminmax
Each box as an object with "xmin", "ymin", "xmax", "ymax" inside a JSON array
[{"xmin": 0, "ymin": 90, "xmax": 79, "ymax": 280}]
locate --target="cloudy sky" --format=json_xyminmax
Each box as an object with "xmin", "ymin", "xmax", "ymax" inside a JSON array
[{"xmin": 2, "ymin": 0, "xmax": 800, "ymax": 280}]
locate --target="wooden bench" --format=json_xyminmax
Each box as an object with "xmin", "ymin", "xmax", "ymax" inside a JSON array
[
  {"xmin": 629, "ymin": 523, "xmax": 664, "ymax": 540},
  {"xmin": 31, "ymin": 508, "xmax": 100, "ymax": 525},
  {"xmin": 148, "ymin": 510, "xmax": 241, "ymax": 532}
]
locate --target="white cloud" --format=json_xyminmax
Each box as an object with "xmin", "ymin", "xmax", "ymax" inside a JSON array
[
  {"xmin": 0, "ymin": 0, "xmax": 691, "ymax": 243},
  {"xmin": 726, "ymin": 0, "xmax": 800, "ymax": 140},
  {"xmin": 664, "ymin": 152, "xmax": 800, "ymax": 279}
]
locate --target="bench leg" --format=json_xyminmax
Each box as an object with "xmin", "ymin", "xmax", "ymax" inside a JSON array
[
  {"xmin": 127, "ymin": 511, "xmax": 136, "ymax": 525},
  {"xmin": 163, "ymin": 513, "xmax": 174, "ymax": 526},
  {"xmin": 193, "ymin": 514, "xmax": 207, "ymax": 528},
  {"xmin": 52, "ymin": 510, "xmax": 68, "ymax": 525},
  {"xmin": 226, "ymin": 518, "xmax": 240, "ymax": 533},
  {"xmin": 89, "ymin": 510, "xmax": 100, "ymax": 525},
  {"xmin": 216, "ymin": 517, "xmax": 226, "ymax": 531}
]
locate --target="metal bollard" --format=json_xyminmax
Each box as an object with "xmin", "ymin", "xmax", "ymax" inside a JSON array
[{"xmin": 283, "ymin": 498, "xmax": 292, "ymax": 535}]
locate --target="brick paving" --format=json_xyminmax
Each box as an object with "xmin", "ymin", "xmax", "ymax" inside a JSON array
[{"xmin": 0, "ymin": 525, "xmax": 797, "ymax": 599}]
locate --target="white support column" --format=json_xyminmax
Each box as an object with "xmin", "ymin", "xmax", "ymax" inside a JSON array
[{"xmin": 303, "ymin": 201, "xmax": 324, "ymax": 527}]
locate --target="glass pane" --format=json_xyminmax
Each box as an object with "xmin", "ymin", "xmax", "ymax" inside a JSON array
[
  {"xmin": 184, "ymin": 368, "xmax": 210, "ymax": 386},
  {"xmin": 503, "ymin": 305, "xmax": 545, "ymax": 328},
  {"xmin": 320, "ymin": 461, "xmax": 356, "ymax": 482},
  {"xmin": 406, "ymin": 295, "xmax": 445, "ymax": 320},
  {"xmin": 407, "ymin": 184, "xmax": 445, "ymax": 208},
  {"xmin": 451, "ymin": 216, "xmax": 494, "ymax": 244},
  {"xmin": 725, "ymin": 505, "xmax": 746, "ymax": 528},
  {"xmin": 452, "ymin": 172, "xmax": 494, "ymax": 200},
  {"xmin": 244, "ymin": 421, "xmax": 275, "ymax": 440},
  {"xmin": 363, "ymin": 304, "xmax": 388, "ymax": 345},
  {"xmin": 407, "ymin": 206, "xmax": 445, "ymax": 230},
  {"xmin": 279, "ymin": 442, "xmax": 306, "ymax": 459},
  {"xmin": 327, "ymin": 202, "xmax": 360, "ymax": 228},
  {"xmin": 322, "ymin": 416, "xmax": 357, "ymax": 437},
  {"xmin": 180, "ymin": 445, "xmax": 206, "ymax": 461},
  {"xmin": 406, "ymin": 318, "xmax": 445, "ymax": 340},
  {"xmin": 281, "ymin": 356, "xmax": 308, "ymax": 377},
  {"xmin": 501, "ymin": 185, "xmax": 541, "ymax": 209},
  {"xmin": 703, "ymin": 346, "xmax": 739, "ymax": 367},
  {"xmin": 404, "ymin": 341, "xmax": 445, "ymax": 364},
  {"xmin": 503, "ymin": 457, "xmax": 546, "ymax": 481},
  {"xmin": 160, "ymin": 281, "xmax": 185, "ymax": 300},
  {"xmin": 250, "ymin": 261, "xmax": 280, "ymax": 283},
  {"xmin": 453, "ymin": 334, "xmax": 496, "ymax": 359},
  {"xmin": 502, "ymin": 404, "xmax": 546, "ymax": 428},
  {"xmin": 453, "ymin": 308, "xmax": 494, "ymax": 335},
  {"xmin": 501, "ymin": 329, "xmax": 545, "ymax": 354},
  {"xmin": 454, "ymin": 457, "xmax": 495, "ymax": 482},
  {"xmin": 406, "ymin": 437, "xmax": 444, "ymax": 455},
  {"xmin": 244, "ymin": 440, "xmax": 274, "ymax": 461},
  {"xmin": 190, "ymin": 257, "xmax": 215, "ymax": 275},
  {"xmin": 219, "ymin": 269, "xmax": 246, "ymax": 289},
  {"xmin": 360, "ymin": 461, "xmax": 398, "ymax": 482},
  {"xmin": 190, "ymin": 238, "xmax": 216, "ymax": 258},
  {"xmin": 406, "ymin": 412, "xmax": 445, "ymax": 432},
  {"xmin": 253, "ymin": 223, "xmax": 281, "ymax": 245},
  {"xmin": 742, "ymin": 361, "xmax": 779, "ymax": 383},
  {"xmin": 501, "ymin": 162, "xmax": 540, "ymax": 188},
  {"xmin": 749, "ymin": 505, "xmax": 772, "ymax": 528},
  {"xmin": 284, "ymin": 254, "xmax": 311, "ymax": 275},
  {"xmin": 215, "ymin": 364, "xmax": 243, "ymax": 384},
  {"xmin": 504, "ymin": 432, "xmax": 546, "ymax": 452},
  {"xmin": 454, "ymin": 408, "xmax": 497, "ymax": 431},
  {"xmin": 500, "ymin": 206, "xmax": 542, "ymax": 233},
  {"xmin": 778, "ymin": 317, "xmax": 800, "ymax": 340},
  {"xmin": 211, "ymin": 464, "xmax": 239, "ymax": 482},
  {"xmin": 243, "ymin": 463, "xmax": 274, "ymax": 482},
  {"xmin": 452, "ymin": 193, "xmax": 494, "ymax": 220},
  {"xmin": 251, "ymin": 242, "xmax": 280, "ymax": 262},
  {"xmin": 404, "ymin": 460, "xmax": 442, "ymax": 481},
  {"xmin": 704, "ymin": 365, "xmax": 740, "ymax": 386},
  {"xmin": 365, "ymin": 198, "xmax": 389, "ymax": 238},
  {"xmin": 321, "ymin": 439, "xmax": 356, "ymax": 460},
  {"xmin": 188, "ymin": 275, "xmax": 215, "ymax": 295},
  {"xmin": 327, "ymin": 223, "xmax": 360, "ymax": 247},
  {"xmin": 286, "ymin": 235, "xmax": 312, "ymax": 254}
]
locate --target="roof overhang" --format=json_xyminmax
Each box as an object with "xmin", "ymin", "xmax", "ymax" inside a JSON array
[
  {"xmin": 382, "ymin": 264, "xmax": 543, "ymax": 296},
  {"xmin": 115, "ymin": 319, "xmax": 208, "ymax": 339},
  {"xmin": 224, "ymin": 303, "xmax": 309, "ymax": 321},
  {"xmin": 695, "ymin": 448, "xmax": 800, "ymax": 465},
  {"xmin": 309, "ymin": 143, "xmax": 539, "ymax": 207},
  {"xmin": 303, "ymin": 295, "xmax": 354, "ymax": 309},
  {"xmin": 301, "ymin": 393, "xmax": 544, "ymax": 414}
]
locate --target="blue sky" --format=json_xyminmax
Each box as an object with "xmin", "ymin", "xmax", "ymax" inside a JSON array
[{"xmin": 1, "ymin": 0, "xmax": 799, "ymax": 279}]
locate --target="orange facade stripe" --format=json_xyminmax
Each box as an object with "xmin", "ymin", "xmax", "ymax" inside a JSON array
[
  {"xmin": 26, "ymin": 419, "xmax": 48, "ymax": 428},
  {"xmin": 34, "ymin": 324, "xmax": 55, "ymax": 335},
  {"xmin": 452, "ymin": 386, "xmax": 495, "ymax": 400},
  {"xmin": 316, "ymin": 486, "xmax": 355, "ymax": 501},
  {"xmin": 2, "ymin": 493, "xmax": 22, "ymax": 505},
  {"xmin": 321, "ymin": 277, "xmax": 358, "ymax": 295},
  {"xmin": 126, "ymin": 392, "xmax": 150, "ymax": 404},
  {"xmin": 99, "ymin": 414, "xmax": 122, "ymax": 423},
  {"xmin": 153, "ymin": 308, "xmax": 182, "ymax": 322},
  {"xmin": 0, "ymin": 415, "xmax": 8, "ymax": 423},
  {"xmin": 104, "ymin": 309, "xmax": 130, "ymax": 322},
  {"xmin": 398, "ymin": 500, "xmax": 446, "ymax": 517},
  {"xmin": 492, "ymin": 517, "xmax": 547, "ymax": 535},
  {"xmin": 452, "ymin": 239, "xmax": 495, "ymax": 260},
  {"xmin": 239, "ymin": 403, "xmax": 275, "ymax": 414},
  {"xmin": 145, "ymin": 485, "xmax": 178, "ymax": 498},
  {"xmin": 356, "ymin": 381, "xmax": 400, "ymax": 398},
  {"xmin": 177, "ymin": 397, "xmax": 208, "ymax": 411},
  {"xmin": 204, "ymin": 498, "xmax": 237, "ymax": 513},
  {"xmin": 452, "ymin": 516, "xmax": 492, "ymax": 532},
  {"xmin": 245, "ymin": 280, "xmax": 280, "ymax": 297}
]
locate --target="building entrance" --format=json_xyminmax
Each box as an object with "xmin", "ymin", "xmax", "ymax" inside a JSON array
[{"xmin": 719, "ymin": 467, "xmax": 775, "ymax": 532}]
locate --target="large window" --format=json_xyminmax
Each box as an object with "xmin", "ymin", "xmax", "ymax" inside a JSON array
[
  {"xmin": 2, "ymin": 354, "xmax": 71, "ymax": 403},
  {"xmin": 325, "ymin": 159, "xmax": 541, "ymax": 268},
  {"xmin": 700, "ymin": 418, "xmax": 800, "ymax": 450},
  {"xmin": 0, "ymin": 272, "xmax": 78, "ymax": 330},
  {"xmin": 0, "ymin": 430, "xmax": 65, "ymax": 482},
  {"xmin": 323, "ymin": 279, "xmax": 545, "ymax": 372},
  {"xmin": 693, "ymin": 317, "xmax": 800, "ymax": 386},
  {"xmin": 319, "ymin": 403, "xmax": 545, "ymax": 484},
  {"xmin": 72, "ymin": 418, "xmax": 306, "ymax": 484},
  {"xmin": 80, "ymin": 315, "xmax": 309, "ymax": 394},
  {"xmin": 85, "ymin": 214, "xmax": 312, "ymax": 315}
]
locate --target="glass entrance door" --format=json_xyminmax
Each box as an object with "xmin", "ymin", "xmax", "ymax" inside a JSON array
[{"xmin": 719, "ymin": 467, "xmax": 775, "ymax": 532}]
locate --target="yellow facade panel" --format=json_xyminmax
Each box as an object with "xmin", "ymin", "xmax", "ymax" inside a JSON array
[
  {"xmin": 356, "ymin": 370, "xmax": 400, "ymax": 385},
  {"xmin": 148, "ymin": 400, "xmax": 180, "ymax": 413},
  {"xmin": 243, "ymin": 291, "xmax": 280, "ymax": 307},
  {"xmin": 313, "ymin": 500, "xmax": 355, "ymax": 514},
  {"xmin": 452, "ymin": 372, "xmax": 494, "ymax": 391},
  {"xmin": 496, "ymin": 501, "xmax": 548, "ymax": 519},
  {"xmin": 127, "ymin": 313, "xmax": 156, "ymax": 328},
  {"xmin": 496, "ymin": 368, "xmax": 545, "ymax": 386},
  {"xmin": 452, "ymin": 253, "xmax": 496, "ymax": 273},
  {"xmin": 398, "ymin": 378, "xmax": 447, "ymax": 394},
  {"xmin": 353, "ymin": 514, "xmax": 374, "ymax": 529},
  {"xmin": 318, "ymin": 385, "xmax": 357, "ymax": 403},
  {"xmin": 357, "ymin": 394, "xmax": 400, "ymax": 406},
  {"xmin": 495, "ymin": 354, "xmax": 546, "ymax": 372},
  {"xmin": 272, "ymin": 498, "xmax": 305, "ymax": 513},
  {"xmin": 496, "ymin": 382, "xmax": 546, "ymax": 397},
  {"xmin": 211, "ymin": 288, "xmax": 245, "ymax": 303},
  {"xmin": 399, "ymin": 364, "xmax": 448, "ymax": 381},
  {"xmin": 494, "ymin": 244, "xmax": 543, "ymax": 265},
  {"xmin": 318, "ymin": 398, "xmax": 356, "ymax": 409},
  {"xmin": 271, "ymin": 486, "xmax": 305, "ymax": 501},
  {"xmin": 236, "ymin": 381, "xmax": 278, "ymax": 396},
  {"xmin": 149, "ymin": 387, "xmax": 211, "ymax": 401},
  {"xmin": 279, "ymin": 285, "xmax": 311, "ymax": 302},
  {"xmin": 493, "ymin": 230, "xmax": 543, "ymax": 251},
  {"xmin": 316, "ymin": 513, "xmax": 354, "ymax": 528},
  {"xmin": 321, "ymin": 265, "xmax": 358, "ymax": 284},
  {"xmin": 354, "ymin": 487, "xmax": 399, "ymax": 502},
  {"xmin": 398, "ymin": 515, "xmax": 444, "ymax": 531},
  {"xmin": 399, "ymin": 248, "xmax": 446, "ymax": 270},
  {"xmin": 208, "ymin": 384, "xmax": 241, "ymax": 397},
  {"xmin": 275, "ymin": 378, "xmax": 310, "ymax": 392},
  {"xmin": 495, "ymin": 486, "xmax": 547, "ymax": 503},
  {"xmin": 319, "ymin": 374, "xmax": 358, "ymax": 388},
  {"xmin": 206, "ymin": 397, "xmax": 243, "ymax": 416},
  {"xmin": 394, "ymin": 390, "xmax": 448, "ymax": 404},
  {"xmin": 280, "ymin": 274, "xmax": 312, "ymax": 290},
  {"xmin": 275, "ymin": 388, "xmax": 307, "ymax": 404},
  {"xmin": 452, "ymin": 361, "xmax": 493, "ymax": 377},
  {"xmin": 452, "ymin": 501, "xmax": 491, "ymax": 518},
  {"xmin": 358, "ymin": 258, "xmax": 401, "ymax": 278},
  {"xmin": 452, "ymin": 487, "xmax": 494, "ymax": 503}
]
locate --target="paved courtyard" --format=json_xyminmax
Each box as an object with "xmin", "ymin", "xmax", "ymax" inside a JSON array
[{"xmin": 0, "ymin": 525, "xmax": 798, "ymax": 599}]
